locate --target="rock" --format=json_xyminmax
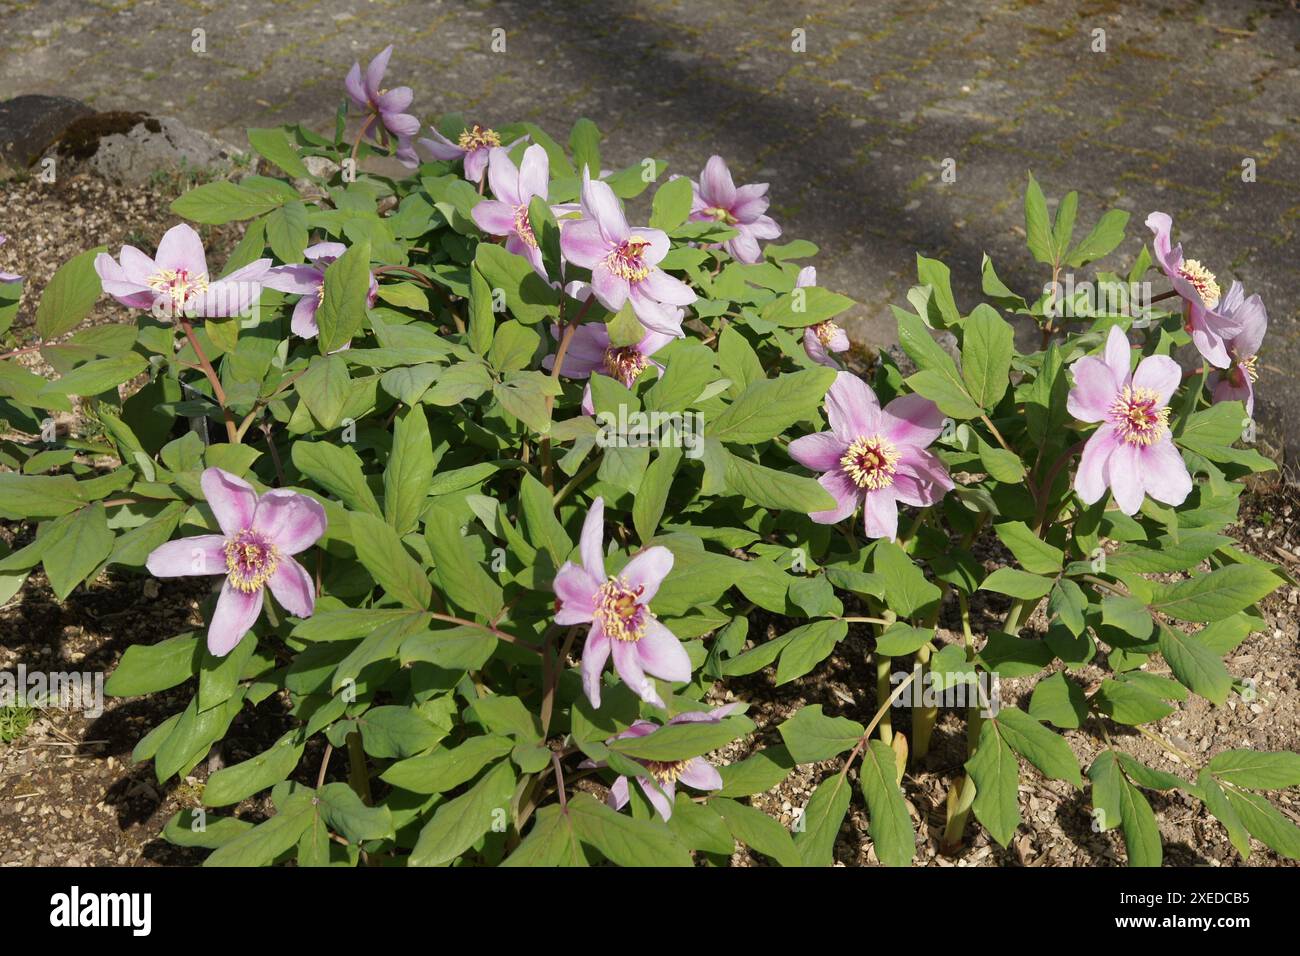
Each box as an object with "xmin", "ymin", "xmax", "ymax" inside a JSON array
[
  {"xmin": 55, "ymin": 113, "xmax": 238, "ymax": 185},
  {"xmin": 0, "ymin": 94, "xmax": 95, "ymax": 178}
]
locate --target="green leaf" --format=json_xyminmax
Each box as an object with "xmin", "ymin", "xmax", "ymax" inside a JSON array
[
  {"xmin": 203, "ymin": 731, "xmax": 304, "ymax": 807},
  {"xmin": 316, "ymin": 782, "xmax": 395, "ymax": 843},
  {"xmin": 381, "ymin": 735, "xmax": 515, "ymax": 794},
  {"xmin": 349, "ymin": 512, "xmax": 432, "ymax": 610},
  {"xmin": 610, "ymin": 715, "xmax": 752, "ymax": 762},
  {"xmin": 35, "ymin": 248, "xmax": 104, "ymax": 340},
  {"xmin": 1028, "ymin": 672, "xmax": 1089, "ymax": 729},
  {"xmin": 1088, "ymin": 751, "xmax": 1162, "ymax": 866},
  {"xmin": 425, "ymin": 508, "xmax": 503, "ymax": 621},
  {"xmin": 1196, "ymin": 771, "xmax": 1252, "ymax": 860},
  {"xmin": 632, "ymin": 447, "xmax": 680, "ymax": 543},
  {"xmin": 994, "ymin": 521, "xmax": 1064, "ymax": 574},
  {"xmin": 519, "ymin": 472, "xmax": 570, "ymax": 565},
  {"xmin": 1147, "ymin": 564, "xmax": 1280, "ymax": 623},
  {"xmin": 712, "ymin": 797, "xmax": 802, "ymax": 867},
  {"xmin": 1101, "ymin": 594, "xmax": 1154, "ymax": 638},
  {"xmin": 247, "ymin": 126, "xmax": 310, "ymax": 179},
  {"xmin": 979, "ymin": 568, "xmax": 1054, "ymax": 600},
  {"xmin": 359, "ymin": 705, "xmax": 445, "ymax": 759},
  {"xmin": 266, "ymin": 201, "xmax": 309, "ymax": 264},
  {"xmin": 1024, "ymin": 172, "xmax": 1054, "ymax": 265},
  {"xmin": 795, "ymin": 772, "xmax": 851, "ymax": 866},
  {"xmin": 775, "ymin": 619, "xmax": 847, "ymax": 684},
  {"xmin": 0, "ymin": 474, "xmax": 85, "ymax": 520},
  {"xmin": 860, "ymin": 739, "xmax": 915, "ymax": 866},
  {"xmin": 1048, "ymin": 579, "xmax": 1088, "ymax": 635},
  {"xmin": 649, "ymin": 176, "xmax": 694, "ymax": 231},
  {"xmin": 725, "ymin": 451, "xmax": 835, "ymax": 513},
  {"xmin": 172, "ymin": 180, "xmax": 292, "ymax": 225},
  {"xmin": 105, "ymin": 633, "xmax": 201, "ymax": 696},
  {"xmin": 874, "ymin": 541, "xmax": 941, "ymax": 618},
  {"xmin": 296, "ymin": 354, "xmax": 351, "ymax": 429},
  {"xmin": 43, "ymin": 353, "xmax": 146, "ymax": 399},
  {"xmin": 1051, "ymin": 191, "xmax": 1077, "ymax": 257},
  {"xmin": 966, "ymin": 720, "xmax": 1021, "ymax": 847},
  {"xmin": 709, "ymin": 367, "xmax": 836, "ymax": 443},
  {"xmin": 567, "ymin": 792, "xmax": 693, "ymax": 866},
  {"xmin": 716, "ymin": 745, "xmax": 796, "ymax": 797},
  {"xmin": 1157, "ymin": 624, "xmax": 1232, "ymax": 705},
  {"xmin": 874, "ymin": 622, "xmax": 935, "ymax": 656},
  {"xmin": 761, "ymin": 287, "xmax": 855, "ymax": 329},
  {"xmin": 204, "ymin": 792, "xmax": 314, "ymax": 867},
  {"xmin": 1224, "ymin": 788, "xmax": 1300, "ymax": 859},
  {"xmin": 915, "ymin": 254, "xmax": 960, "ymax": 327},
  {"xmin": 291, "ymin": 441, "xmax": 382, "ymax": 516},
  {"xmin": 778, "ymin": 705, "xmax": 864, "ymax": 763},
  {"xmin": 906, "ymin": 368, "xmax": 981, "ymax": 419},
  {"xmin": 39, "ymin": 503, "xmax": 113, "ymax": 599},
  {"xmin": 1066, "ymin": 209, "xmax": 1130, "ymax": 267},
  {"xmin": 1208, "ymin": 750, "xmax": 1300, "ymax": 790},
  {"xmin": 409, "ymin": 759, "xmax": 516, "ymax": 866},
  {"xmin": 1093, "ymin": 679, "xmax": 1174, "ymax": 725},
  {"xmin": 316, "ymin": 240, "xmax": 371, "ymax": 353},
  {"xmin": 994, "ymin": 706, "xmax": 1082, "ymax": 786},
  {"xmin": 960, "ymin": 304, "xmax": 1014, "ymax": 409},
  {"xmin": 384, "ymin": 407, "xmax": 434, "ymax": 534},
  {"xmin": 502, "ymin": 804, "xmax": 587, "ymax": 867}
]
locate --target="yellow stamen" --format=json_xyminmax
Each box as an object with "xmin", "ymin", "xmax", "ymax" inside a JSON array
[
  {"xmin": 841, "ymin": 435, "xmax": 900, "ymax": 490},
  {"xmin": 1178, "ymin": 259, "xmax": 1220, "ymax": 308},
  {"xmin": 457, "ymin": 124, "xmax": 501, "ymax": 151},
  {"xmin": 1110, "ymin": 385, "xmax": 1170, "ymax": 446}
]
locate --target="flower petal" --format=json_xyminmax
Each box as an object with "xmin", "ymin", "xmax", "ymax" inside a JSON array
[
  {"xmin": 201, "ymin": 468, "xmax": 257, "ymax": 536},
  {"xmin": 637, "ymin": 776, "xmax": 675, "ymax": 820},
  {"xmin": 146, "ymin": 535, "xmax": 228, "ymax": 578},
  {"xmin": 611, "ymin": 639, "xmax": 663, "ymax": 706},
  {"xmin": 251, "ymin": 489, "xmax": 327, "ymax": 555},
  {"xmin": 809, "ymin": 470, "xmax": 860, "ymax": 524},
  {"xmin": 699, "ymin": 155, "xmax": 737, "ymax": 208},
  {"xmin": 589, "ymin": 261, "xmax": 629, "ymax": 313},
  {"xmin": 1102, "ymin": 324, "xmax": 1133, "ymax": 384},
  {"xmin": 581, "ymin": 171, "xmax": 630, "ymax": 244},
  {"xmin": 517, "ymin": 144, "xmax": 549, "ymax": 203},
  {"xmin": 554, "ymin": 561, "xmax": 598, "ymax": 624},
  {"xmin": 678, "ymin": 757, "xmax": 723, "ymax": 791},
  {"xmin": 881, "ymin": 393, "xmax": 945, "ymax": 449},
  {"xmin": 789, "ymin": 431, "xmax": 845, "ymax": 471},
  {"xmin": 560, "ymin": 219, "xmax": 611, "ymax": 269},
  {"xmin": 579, "ymin": 496, "xmax": 606, "ymax": 581},
  {"xmin": 1106, "ymin": 440, "xmax": 1146, "ymax": 515},
  {"xmin": 1067, "ymin": 355, "xmax": 1121, "ymax": 422},
  {"xmin": 1142, "ymin": 439, "xmax": 1193, "ymax": 508},
  {"xmin": 1075, "ymin": 425, "xmax": 1118, "ymax": 505},
  {"xmin": 267, "ymin": 556, "xmax": 315, "ymax": 618},
  {"xmin": 1131, "ymin": 354, "xmax": 1181, "ymax": 406},
  {"xmin": 581, "ymin": 624, "xmax": 611, "ymax": 708},
  {"xmin": 154, "ymin": 223, "xmax": 208, "ymax": 278},
  {"xmin": 862, "ymin": 486, "xmax": 899, "ymax": 540},
  {"xmin": 208, "ymin": 580, "xmax": 262, "ymax": 657},
  {"xmin": 825, "ymin": 371, "xmax": 881, "ymax": 442},
  {"xmin": 620, "ymin": 547, "xmax": 674, "ymax": 602},
  {"xmin": 471, "ymin": 199, "xmax": 517, "ymax": 237},
  {"xmin": 636, "ymin": 618, "xmax": 691, "ymax": 683}
]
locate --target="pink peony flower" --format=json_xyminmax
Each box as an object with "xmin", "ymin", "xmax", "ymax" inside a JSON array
[
  {"xmin": 1207, "ymin": 281, "xmax": 1267, "ymax": 418},
  {"xmin": 552, "ymin": 497, "xmax": 690, "ymax": 708},
  {"xmin": 146, "ymin": 468, "xmax": 326, "ymax": 656},
  {"xmin": 1146, "ymin": 212, "xmax": 1244, "ymax": 369},
  {"xmin": 583, "ymin": 704, "xmax": 738, "ymax": 820},
  {"xmin": 559, "ymin": 169, "xmax": 695, "ymax": 337},
  {"xmin": 94, "ymin": 224, "xmax": 270, "ymax": 320},
  {"xmin": 1068, "ymin": 325, "xmax": 1193, "ymax": 515},
  {"xmin": 797, "ymin": 266, "xmax": 849, "ymax": 369},
  {"xmin": 415, "ymin": 123, "xmax": 518, "ymax": 185},
  {"xmin": 345, "ymin": 46, "xmax": 420, "ymax": 149},
  {"xmin": 688, "ymin": 155, "xmax": 781, "ymax": 263},
  {"xmin": 789, "ymin": 372, "xmax": 953, "ymax": 540},
  {"xmin": 543, "ymin": 315, "xmax": 675, "ymax": 415},
  {"xmin": 264, "ymin": 242, "xmax": 378, "ymax": 340},
  {"xmin": 471, "ymin": 145, "xmax": 563, "ymax": 278}
]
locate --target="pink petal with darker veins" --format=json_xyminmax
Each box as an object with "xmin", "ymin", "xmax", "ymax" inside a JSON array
[
  {"xmin": 208, "ymin": 580, "xmax": 262, "ymax": 657},
  {"xmin": 267, "ymin": 556, "xmax": 315, "ymax": 618},
  {"xmin": 251, "ymin": 489, "xmax": 327, "ymax": 555},
  {"xmin": 201, "ymin": 468, "xmax": 257, "ymax": 536}
]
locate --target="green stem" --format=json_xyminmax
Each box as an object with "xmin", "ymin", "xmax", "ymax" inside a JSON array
[
  {"xmin": 911, "ymin": 643, "xmax": 938, "ymax": 760},
  {"xmin": 875, "ymin": 654, "xmax": 893, "ymax": 744}
]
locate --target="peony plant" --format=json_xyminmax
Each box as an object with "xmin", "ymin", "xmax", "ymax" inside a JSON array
[{"xmin": 0, "ymin": 50, "xmax": 1294, "ymax": 868}]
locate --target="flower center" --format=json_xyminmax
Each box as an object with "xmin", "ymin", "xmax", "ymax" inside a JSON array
[
  {"xmin": 513, "ymin": 205, "xmax": 538, "ymax": 248},
  {"xmin": 602, "ymin": 346, "xmax": 649, "ymax": 387},
  {"xmin": 1178, "ymin": 259, "xmax": 1220, "ymax": 308},
  {"xmin": 643, "ymin": 759, "xmax": 689, "ymax": 786},
  {"xmin": 147, "ymin": 268, "xmax": 209, "ymax": 310},
  {"xmin": 1109, "ymin": 385, "xmax": 1170, "ymax": 446},
  {"xmin": 811, "ymin": 320, "xmax": 841, "ymax": 347},
  {"xmin": 224, "ymin": 529, "xmax": 279, "ymax": 593},
  {"xmin": 604, "ymin": 236, "xmax": 652, "ymax": 283},
  {"xmin": 595, "ymin": 577, "xmax": 648, "ymax": 643},
  {"xmin": 840, "ymin": 435, "xmax": 900, "ymax": 490},
  {"xmin": 704, "ymin": 206, "xmax": 737, "ymax": 225},
  {"xmin": 458, "ymin": 124, "xmax": 501, "ymax": 151}
]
